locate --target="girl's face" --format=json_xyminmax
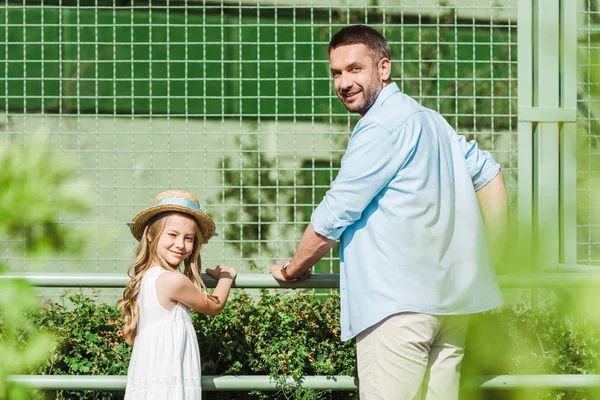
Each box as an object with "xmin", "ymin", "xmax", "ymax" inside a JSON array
[{"xmin": 152, "ymin": 214, "xmax": 197, "ymax": 269}]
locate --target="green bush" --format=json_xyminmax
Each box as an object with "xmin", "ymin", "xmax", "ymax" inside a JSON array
[
  {"xmin": 24, "ymin": 290, "xmax": 356, "ymax": 400},
  {"xmin": 4, "ymin": 289, "xmax": 600, "ymax": 400}
]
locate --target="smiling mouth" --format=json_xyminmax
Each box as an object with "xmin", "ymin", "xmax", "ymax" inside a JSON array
[{"xmin": 343, "ymin": 90, "xmax": 361, "ymax": 101}]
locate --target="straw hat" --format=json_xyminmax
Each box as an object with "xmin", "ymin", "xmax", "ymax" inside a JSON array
[{"xmin": 129, "ymin": 190, "xmax": 216, "ymax": 243}]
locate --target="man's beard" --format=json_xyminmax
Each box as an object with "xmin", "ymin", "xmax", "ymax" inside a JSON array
[{"xmin": 340, "ymin": 85, "xmax": 379, "ymax": 114}]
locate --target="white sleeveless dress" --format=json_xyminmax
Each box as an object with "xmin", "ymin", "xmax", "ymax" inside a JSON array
[{"xmin": 125, "ymin": 266, "xmax": 202, "ymax": 399}]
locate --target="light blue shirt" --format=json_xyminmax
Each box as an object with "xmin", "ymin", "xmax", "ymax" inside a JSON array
[{"xmin": 311, "ymin": 82, "xmax": 504, "ymax": 341}]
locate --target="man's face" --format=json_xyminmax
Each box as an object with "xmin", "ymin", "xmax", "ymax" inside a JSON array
[{"xmin": 329, "ymin": 43, "xmax": 385, "ymax": 116}]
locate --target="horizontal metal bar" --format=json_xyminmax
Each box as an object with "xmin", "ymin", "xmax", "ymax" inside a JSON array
[
  {"xmin": 544, "ymin": 264, "xmax": 600, "ymax": 273},
  {"xmin": 7, "ymin": 375, "xmax": 358, "ymax": 391},
  {"xmin": 464, "ymin": 375, "xmax": 600, "ymax": 390},
  {"xmin": 0, "ymin": 272, "xmax": 340, "ymax": 289},
  {"xmin": 9, "ymin": 375, "xmax": 600, "ymax": 391},
  {"xmin": 496, "ymin": 273, "xmax": 600, "ymax": 288},
  {"xmin": 2, "ymin": 272, "xmax": 600, "ymax": 289},
  {"xmin": 518, "ymin": 107, "xmax": 577, "ymax": 122},
  {"xmin": 8, "ymin": 376, "xmax": 127, "ymax": 391}
]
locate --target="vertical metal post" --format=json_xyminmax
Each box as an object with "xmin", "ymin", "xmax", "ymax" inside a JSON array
[
  {"xmin": 534, "ymin": 0, "xmax": 561, "ymax": 268},
  {"xmin": 559, "ymin": 0, "xmax": 578, "ymax": 268},
  {"xmin": 518, "ymin": 0, "xmax": 534, "ymax": 272},
  {"xmin": 518, "ymin": 0, "xmax": 577, "ymax": 272}
]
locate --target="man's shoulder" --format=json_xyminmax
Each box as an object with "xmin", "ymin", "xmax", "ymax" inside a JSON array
[{"xmin": 362, "ymin": 92, "xmax": 433, "ymax": 133}]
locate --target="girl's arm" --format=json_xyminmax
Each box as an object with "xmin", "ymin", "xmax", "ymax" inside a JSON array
[
  {"xmin": 160, "ymin": 266, "xmax": 236, "ymax": 316},
  {"xmin": 124, "ymin": 325, "xmax": 136, "ymax": 346}
]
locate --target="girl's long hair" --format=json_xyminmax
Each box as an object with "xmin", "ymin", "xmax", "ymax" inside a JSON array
[{"xmin": 117, "ymin": 212, "xmax": 208, "ymax": 334}]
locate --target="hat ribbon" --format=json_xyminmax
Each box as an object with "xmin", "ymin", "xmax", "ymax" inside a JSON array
[
  {"xmin": 152, "ymin": 197, "xmax": 218, "ymax": 239},
  {"xmin": 154, "ymin": 197, "xmax": 205, "ymax": 213}
]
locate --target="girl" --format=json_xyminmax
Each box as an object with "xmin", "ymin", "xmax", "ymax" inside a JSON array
[{"xmin": 118, "ymin": 190, "xmax": 236, "ymax": 399}]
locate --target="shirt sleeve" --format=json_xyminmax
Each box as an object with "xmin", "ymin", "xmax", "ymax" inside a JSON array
[
  {"xmin": 456, "ymin": 134, "xmax": 501, "ymax": 191},
  {"xmin": 311, "ymin": 118, "xmax": 416, "ymax": 240}
]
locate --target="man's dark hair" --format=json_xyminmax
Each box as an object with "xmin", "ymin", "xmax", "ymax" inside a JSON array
[{"xmin": 328, "ymin": 25, "xmax": 391, "ymax": 61}]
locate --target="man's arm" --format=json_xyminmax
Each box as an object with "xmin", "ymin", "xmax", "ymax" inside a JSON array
[
  {"xmin": 271, "ymin": 120, "xmax": 414, "ymax": 282},
  {"xmin": 476, "ymin": 169, "xmax": 509, "ymax": 267},
  {"xmin": 270, "ymin": 222, "xmax": 335, "ymax": 281},
  {"xmin": 457, "ymin": 133, "xmax": 501, "ymax": 191}
]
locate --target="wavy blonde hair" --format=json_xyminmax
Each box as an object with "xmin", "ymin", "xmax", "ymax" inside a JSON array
[{"xmin": 118, "ymin": 212, "xmax": 209, "ymax": 334}]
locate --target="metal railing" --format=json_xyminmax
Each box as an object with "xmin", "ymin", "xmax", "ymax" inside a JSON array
[
  {"xmin": 8, "ymin": 374, "xmax": 600, "ymax": 392},
  {"xmin": 2, "ymin": 272, "xmax": 339, "ymax": 289},
  {"xmin": 4, "ymin": 270, "xmax": 600, "ymax": 289},
  {"xmin": 4, "ymin": 270, "xmax": 600, "ymax": 392}
]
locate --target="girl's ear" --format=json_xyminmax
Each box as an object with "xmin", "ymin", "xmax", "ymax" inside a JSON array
[{"xmin": 146, "ymin": 231, "xmax": 153, "ymax": 243}]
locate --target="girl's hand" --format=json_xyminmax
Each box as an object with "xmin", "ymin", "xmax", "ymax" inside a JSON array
[{"xmin": 206, "ymin": 265, "xmax": 237, "ymax": 281}]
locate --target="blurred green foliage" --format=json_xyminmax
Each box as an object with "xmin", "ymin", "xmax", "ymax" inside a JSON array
[
  {"xmin": 463, "ymin": 292, "xmax": 600, "ymax": 400},
  {"xmin": 0, "ymin": 280, "xmax": 53, "ymax": 400},
  {"xmin": 0, "ymin": 135, "xmax": 91, "ymax": 400},
  {"xmin": 2, "ymin": 289, "xmax": 598, "ymax": 400},
  {"xmin": 0, "ymin": 136, "xmax": 90, "ymax": 256}
]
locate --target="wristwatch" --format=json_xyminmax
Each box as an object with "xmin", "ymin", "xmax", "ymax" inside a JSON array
[{"xmin": 280, "ymin": 262, "xmax": 303, "ymax": 282}]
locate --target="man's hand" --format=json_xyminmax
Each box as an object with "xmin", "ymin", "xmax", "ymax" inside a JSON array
[
  {"xmin": 270, "ymin": 260, "xmax": 311, "ymax": 283},
  {"xmin": 270, "ymin": 223, "xmax": 334, "ymax": 283},
  {"xmin": 270, "ymin": 260, "xmax": 289, "ymax": 282}
]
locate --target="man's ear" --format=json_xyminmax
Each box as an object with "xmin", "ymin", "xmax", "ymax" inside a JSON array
[{"xmin": 379, "ymin": 57, "xmax": 391, "ymax": 82}]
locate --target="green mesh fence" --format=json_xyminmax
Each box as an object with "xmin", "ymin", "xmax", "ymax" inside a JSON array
[
  {"xmin": 577, "ymin": 0, "xmax": 600, "ymax": 266},
  {"xmin": 0, "ymin": 1, "xmax": 519, "ymax": 300}
]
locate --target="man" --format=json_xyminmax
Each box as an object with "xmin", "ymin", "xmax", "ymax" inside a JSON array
[{"xmin": 270, "ymin": 25, "xmax": 507, "ymax": 400}]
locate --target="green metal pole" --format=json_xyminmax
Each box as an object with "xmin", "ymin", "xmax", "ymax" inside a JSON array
[
  {"xmin": 464, "ymin": 375, "xmax": 600, "ymax": 390},
  {"xmin": 10, "ymin": 374, "xmax": 600, "ymax": 391},
  {"xmin": 559, "ymin": 0, "xmax": 578, "ymax": 266},
  {"xmin": 519, "ymin": 0, "xmax": 578, "ymax": 272},
  {"xmin": 2, "ymin": 272, "xmax": 600, "ymax": 288},
  {"xmin": 0, "ymin": 272, "xmax": 340, "ymax": 288},
  {"xmin": 517, "ymin": 0, "xmax": 534, "ymax": 276},
  {"xmin": 6, "ymin": 375, "xmax": 358, "ymax": 391}
]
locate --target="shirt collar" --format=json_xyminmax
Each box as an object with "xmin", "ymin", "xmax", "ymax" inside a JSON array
[{"xmin": 364, "ymin": 81, "xmax": 400, "ymax": 118}]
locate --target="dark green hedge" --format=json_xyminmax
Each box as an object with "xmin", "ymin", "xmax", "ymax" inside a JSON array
[{"xmin": 6, "ymin": 290, "xmax": 600, "ymax": 399}]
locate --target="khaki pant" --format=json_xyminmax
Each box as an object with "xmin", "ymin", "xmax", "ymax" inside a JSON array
[{"xmin": 356, "ymin": 312, "xmax": 470, "ymax": 400}]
